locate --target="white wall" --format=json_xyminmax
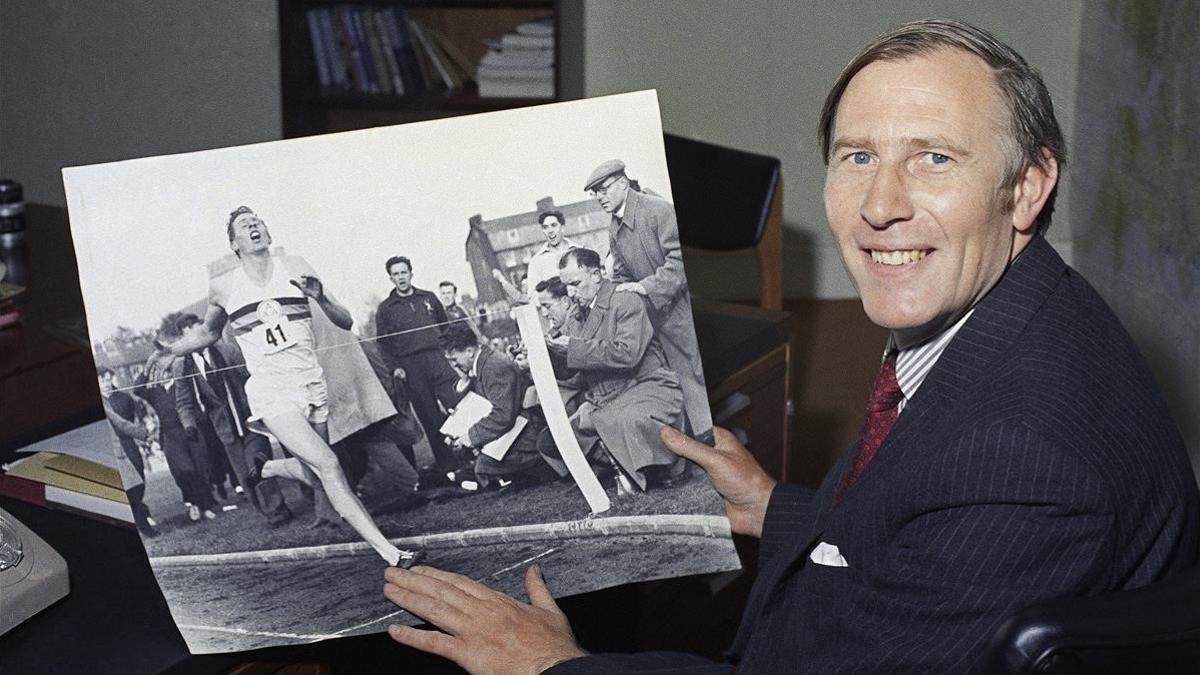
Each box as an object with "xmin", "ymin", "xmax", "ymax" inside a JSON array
[
  {"xmin": 581, "ymin": 1, "xmax": 1082, "ymax": 300},
  {"xmin": 0, "ymin": 1, "xmax": 281, "ymax": 206},
  {"xmin": 1071, "ymin": 1, "xmax": 1200, "ymax": 473}
]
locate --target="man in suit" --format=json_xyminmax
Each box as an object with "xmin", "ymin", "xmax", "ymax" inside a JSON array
[
  {"xmin": 440, "ymin": 324, "xmax": 553, "ymax": 490},
  {"xmin": 532, "ymin": 247, "xmax": 686, "ymax": 487},
  {"xmin": 172, "ymin": 312, "xmax": 293, "ymax": 526},
  {"xmin": 99, "ymin": 367, "xmax": 158, "ymax": 537},
  {"xmin": 544, "ymin": 247, "xmax": 687, "ymax": 491},
  {"xmin": 584, "ymin": 160, "xmax": 713, "ymax": 445},
  {"xmin": 379, "ymin": 19, "xmax": 1199, "ymax": 673}
]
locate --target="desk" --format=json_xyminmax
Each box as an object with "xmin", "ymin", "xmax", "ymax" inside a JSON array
[{"xmin": 0, "ymin": 205, "xmax": 793, "ymax": 672}]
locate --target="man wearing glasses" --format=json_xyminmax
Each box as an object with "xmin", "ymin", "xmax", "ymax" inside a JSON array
[{"xmin": 584, "ymin": 160, "xmax": 713, "ymax": 445}]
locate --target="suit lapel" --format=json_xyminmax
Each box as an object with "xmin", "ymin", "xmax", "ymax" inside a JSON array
[
  {"xmin": 815, "ymin": 236, "xmax": 1068, "ymax": 517},
  {"xmin": 578, "ymin": 283, "xmax": 612, "ymax": 339}
]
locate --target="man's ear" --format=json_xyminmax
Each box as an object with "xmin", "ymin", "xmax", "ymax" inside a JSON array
[{"xmin": 1009, "ymin": 147, "xmax": 1059, "ymax": 235}]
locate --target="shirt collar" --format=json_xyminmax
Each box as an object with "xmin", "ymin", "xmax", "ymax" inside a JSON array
[
  {"xmin": 887, "ymin": 308, "xmax": 975, "ymax": 409},
  {"xmin": 537, "ymin": 238, "xmax": 575, "ymax": 256},
  {"xmin": 469, "ymin": 347, "xmax": 483, "ymax": 378},
  {"xmin": 614, "ymin": 198, "xmax": 627, "ymax": 222}
]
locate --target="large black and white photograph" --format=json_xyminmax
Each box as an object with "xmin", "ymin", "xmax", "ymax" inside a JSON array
[{"xmin": 62, "ymin": 91, "xmax": 736, "ymax": 654}]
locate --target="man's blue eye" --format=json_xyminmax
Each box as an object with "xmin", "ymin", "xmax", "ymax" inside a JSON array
[
  {"xmin": 851, "ymin": 152, "xmax": 870, "ymax": 165},
  {"xmin": 929, "ymin": 153, "xmax": 950, "ymax": 164}
]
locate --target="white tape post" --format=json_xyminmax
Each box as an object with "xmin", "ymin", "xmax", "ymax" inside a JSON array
[{"xmin": 514, "ymin": 304, "xmax": 610, "ymax": 514}]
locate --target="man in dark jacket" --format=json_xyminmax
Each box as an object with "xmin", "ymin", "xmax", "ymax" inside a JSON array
[
  {"xmin": 375, "ymin": 256, "xmax": 463, "ymax": 483},
  {"xmin": 172, "ymin": 313, "xmax": 292, "ymax": 526},
  {"xmin": 99, "ymin": 367, "xmax": 158, "ymax": 537},
  {"xmin": 441, "ymin": 324, "xmax": 552, "ymax": 490}
]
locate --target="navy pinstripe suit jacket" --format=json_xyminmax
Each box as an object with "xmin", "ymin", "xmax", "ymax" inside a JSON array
[{"xmin": 549, "ymin": 236, "xmax": 1200, "ymax": 673}]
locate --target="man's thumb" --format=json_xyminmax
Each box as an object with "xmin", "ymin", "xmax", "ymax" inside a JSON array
[
  {"xmin": 660, "ymin": 425, "xmax": 710, "ymax": 463},
  {"xmin": 525, "ymin": 564, "xmax": 558, "ymax": 610}
]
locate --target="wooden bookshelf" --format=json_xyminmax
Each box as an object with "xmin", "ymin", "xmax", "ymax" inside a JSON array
[{"xmin": 279, "ymin": 0, "xmax": 577, "ymax": 137}]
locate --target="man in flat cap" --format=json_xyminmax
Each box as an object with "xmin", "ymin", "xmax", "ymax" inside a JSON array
[{"xmin": 583, "ymin": 159, "xmax": 712, "ymax": 445}]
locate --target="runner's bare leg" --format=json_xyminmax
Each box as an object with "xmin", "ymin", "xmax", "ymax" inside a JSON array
[{"xmin": 262, "ymin": 411, "xmax": 402, "ymax": 564}]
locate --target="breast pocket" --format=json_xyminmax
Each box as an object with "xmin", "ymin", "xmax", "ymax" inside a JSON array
[{"xmin": 801, "ymin": 544, "xmax": 860, "ymax": 602}]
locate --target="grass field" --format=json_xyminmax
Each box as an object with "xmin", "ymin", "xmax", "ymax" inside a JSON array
[{"xmin": 136, "ymin": 448, "xmax": 740, "ymax": 654}]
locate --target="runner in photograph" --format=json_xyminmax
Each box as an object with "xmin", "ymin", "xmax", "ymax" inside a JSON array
[{"xmin": 167, "ymin": 206, "xmax": 419, "ymax": 568}]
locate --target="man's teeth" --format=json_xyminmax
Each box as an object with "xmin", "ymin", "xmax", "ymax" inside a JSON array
[{"xmin": 871, "ymin": 249, "xmax": 927, "ymax": 265}]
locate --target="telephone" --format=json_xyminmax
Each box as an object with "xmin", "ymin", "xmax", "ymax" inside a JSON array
[{"xmin": 0, "ymin": 506, "xmax": 69, "ymax": 635}]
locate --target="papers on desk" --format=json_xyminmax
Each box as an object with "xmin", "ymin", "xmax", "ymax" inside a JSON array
[{"xmin": 0, "ymin": 420, "xmax": 132, "ymax": 524}]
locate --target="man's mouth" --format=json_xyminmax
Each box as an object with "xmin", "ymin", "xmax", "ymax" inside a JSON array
[
  {"xmin": 249, "ymin": 231, "xmax": 262, "ymax": 242},
  {"xmin": 869, "ymin": 249, "xmax": 929, "ymax": 266}
]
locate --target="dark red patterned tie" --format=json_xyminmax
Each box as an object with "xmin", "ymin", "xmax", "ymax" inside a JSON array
[{"xmin": 834, "ymin": 351, "xmax": 902, "ymax": 505}]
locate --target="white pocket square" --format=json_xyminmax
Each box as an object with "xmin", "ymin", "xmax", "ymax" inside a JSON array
[{"xmin": 809, "ymin": 541, "xmax": 849, "ymax": 567}]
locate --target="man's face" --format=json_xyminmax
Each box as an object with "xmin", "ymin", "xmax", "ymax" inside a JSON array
[
  {"xmin": 559, "ymin": 260, "xmax": 603, "ymax": 304},
  {"xmin": 538, "ymin": 290, "xmax": 574, "ymax": 330},
  {"xmin": 540, "ymin": 216, "xmax": 564, "ymax": 246},
  {"xmin": 438, "ymin": 285, "xmax": 456, "ymax": 307},
  {"xmin": 591, "ymin": 175, "xmax": 629, "ymax": 214},
  {"xmin": 182, "ymin": 320, "xmax": 202, "ymax": 342},
  {"xmin": 98, "ymin": 371, "xmax": 115, "ymax": 396},
  {"xmin": 444, "ymin": 346, "xmax": 476, "ymax": 375},
  {"xmin": 824, "ymin": 48, "xmax": 1032, "ymax": 347},
  {"xmin": 388, "ymin": 261, "xmax": 413, "ymax": 294},
  {"xmin": 230, "ymin": 212, "xmax": 271, "ymax": 256}
]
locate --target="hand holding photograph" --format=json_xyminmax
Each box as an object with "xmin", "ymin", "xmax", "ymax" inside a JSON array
[{"xmin": 62, "ymin": 90, "xmax": 737, "ymax": 654}]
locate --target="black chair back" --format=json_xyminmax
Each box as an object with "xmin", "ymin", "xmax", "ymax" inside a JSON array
[{"xmin": 663, "ymin": 133, "xmax": 781, "ymax": 251}]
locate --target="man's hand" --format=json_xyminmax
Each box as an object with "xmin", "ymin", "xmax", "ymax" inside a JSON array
[
  {"xmin": 384, "ymin": 564, "xmax": 586, "ymax": 674},
  {"xmin": 512, "ymin": 350, "xmax": 529, "ymax": 370},
  {"xmin": 545, "ymin": 335, "xmax": 569, "ymax": 352},
  {"xmin": 660, "ymin": 426, "xmax": 777, "ymax": 538},
  {"xmin": 290, "ymin": 275, "xmax": 325, "ymax": 301},
  {"xmin": 615, "ymin": 281, "xmax": 647, "ymax": 296}
]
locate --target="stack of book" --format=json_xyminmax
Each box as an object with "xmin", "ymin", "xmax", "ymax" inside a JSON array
[
  {"xmin": 0, "ymin": 420, "xmax": 133, "ymax": 525},
  {"xmin": 476, "ymin": 17, "xmax": 555, "ymax": 99},
  {"xmin": 304, "ymin": 5, "xmax": 475, "ymax": 97}
]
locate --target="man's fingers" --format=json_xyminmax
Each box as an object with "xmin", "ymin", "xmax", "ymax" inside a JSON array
[
  {"xmin": 387, "ymin": 623, "xmax": 461, "ymax": 661},
  {"xmin": 407, "ymin": 565, "xmax": 493, "ymax": 602},
  {"xmin": 524, "ymin": 564, "xmax": 558, "ymax": 611},
  {"xmin": 383, "ymin": 578, "xmax": 471, "ymax": 629}
]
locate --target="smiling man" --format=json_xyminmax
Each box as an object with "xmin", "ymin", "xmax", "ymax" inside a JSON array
[{"xmin": 380, "ymin": 19, "xmax": 1198, "ymax": 672}]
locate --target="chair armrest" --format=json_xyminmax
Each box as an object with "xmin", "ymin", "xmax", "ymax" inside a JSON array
[{"xmin": 981, "ymin": 568, "xmax": 1200, "ymax": 674}]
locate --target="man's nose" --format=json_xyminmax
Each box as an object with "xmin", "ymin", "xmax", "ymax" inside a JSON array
[{"xmin": 860, "ymin": 163, "xmax": 914, "ymax": 228}]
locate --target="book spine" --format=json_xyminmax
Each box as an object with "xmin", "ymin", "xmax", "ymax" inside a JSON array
[
  {"xmin": 316, "ymin": 8, "xmax": 348, "ymax": 90},
  {"xmin": 424, "ymin": 26, "xmax": 475, "ymax": 82},
  {"xmin": 386, "ymin": 7, "xmax": 426, "ymax": 94},
  {"xmin": 362, "ymin": 8, "xmax": 393, "ymax": 95},
  {"xmin": 336, "ymin": 6, "xmax": 368, "ymax": 94},
  {"xmin": 501, "ymin": 34, "xmax": 555, "ymax": 50},
  {"xmin": 304, "ymin": 9, "xmax": 332, "ymax": 89},
  {"xmin": 372, "ymin": 10, "xmax": 405, "ymax": 95},
  {"xmin": 407, "ymin": 16, "xmax": 454, "ymax": 91},
  {"xmin": 0, "ymin": 472, "xmax": 49, "ymax": 507},
  {"xmin": 349, "ymin": 8, "xmax": 380, "ymax": 94}
]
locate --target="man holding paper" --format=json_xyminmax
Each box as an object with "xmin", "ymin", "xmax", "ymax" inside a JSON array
[
  {"xmin": 380, "ymin": 18, "xmax": 1198, "ymax": 673},
  {"xmin": 440, "ymin": 324, "xmax": 551, "ymax": 490},
  {"xmin": 544, "ymin": 247, "xmax": 687, "ymax": 492}
]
